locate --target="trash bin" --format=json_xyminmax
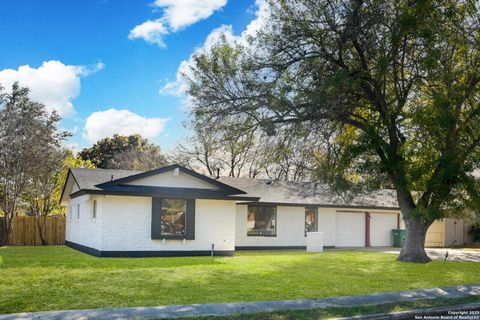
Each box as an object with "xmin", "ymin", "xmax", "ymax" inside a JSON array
[{"xmin": 392, "ymin": 229, "xmax": 406, "ymax": 247}]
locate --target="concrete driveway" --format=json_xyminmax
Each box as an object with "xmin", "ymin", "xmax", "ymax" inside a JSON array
[
  {"xmin": 329, "ymin": 247, "xmax": 480, "ymax": 262},
  {"xmin": 384, "ymin": 248, "xmax": 480, "ymax": 262}
]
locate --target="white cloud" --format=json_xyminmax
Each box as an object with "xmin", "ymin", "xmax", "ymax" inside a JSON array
[
  {"xmin": 65, "ymin": 142, "xmax": 80, "ymax": 155},
  {"xmin": 153, "ymin": 0, "xmax": 227, "ymax": 31},
  {"xmin": 0, "ymin": 60, "xmax": 104, "ymax": 117},
  {"xmin": 160, "ymin": 1, "xmax": 269, "ymax": 97},
  {"xmin": 83, "ymin": 108, "xmax": 170, "ymax": 143},
  {"xmin": 129, "ymin": 0, "xmax": 227, "ymax": 47},
  {"xmin": 128, "ymin": 19, "xmax": 168, "ymax": 47}
]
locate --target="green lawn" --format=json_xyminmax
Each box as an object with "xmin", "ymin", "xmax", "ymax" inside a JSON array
[{"xmin": 0, "ymin": 246, "xmax": 479, "ymax": 314}]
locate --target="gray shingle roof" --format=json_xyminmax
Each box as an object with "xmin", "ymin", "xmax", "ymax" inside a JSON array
[
  {"xmin": 71, "ymin": 168, "xmax": 142, "ymax": 190},
  {"xmin": 218, "ymin": 177, "xmax": 399, "ymax": 209},
  {"xmin": 69, "ymin": 167, "xmax": 399, "ymax": 209}
]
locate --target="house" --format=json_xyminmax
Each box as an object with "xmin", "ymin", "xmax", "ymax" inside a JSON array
[{"xmin": 60, "ymin": 164, "xmax": 465, "ymax": 257}]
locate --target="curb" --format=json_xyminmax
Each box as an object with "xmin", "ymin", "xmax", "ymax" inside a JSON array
[
  {"xmin": 336, "ymin": 302, "xmax": 480, "ymax": 319},
  {"xmin": 0, "ymin": 284, "xmax": 479, "ymax": 320}
]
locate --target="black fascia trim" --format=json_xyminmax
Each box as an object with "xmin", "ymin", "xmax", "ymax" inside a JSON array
[
  {"xmin": 66, "ymin": 241, "xmax": 234, "ymax": 257},
  {"xmin": 235, "ymin": 246, "xmax": 306, "ymax": 251},
  {"xmin": 237, "ymin": 201, "xmax": 399, "ymax": 211},
  {"xmin": 69, "ymin": 188, "xmax": 260, "ymax": 201},
  {"xmin": 95, "ymin": 164, "xmax": 247, "ymax": 195}
]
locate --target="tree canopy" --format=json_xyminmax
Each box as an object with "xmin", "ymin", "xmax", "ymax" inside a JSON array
[
  {"xmin": 184, "ymin": 0, "xmax": 480, "ymax": 262},
  {"xmin": 78, "ymin": 134, "xmax": 168, "ymax": 170},
  {"xmin": 0, "ymin": 83, "xmax": 68, "ymax": 245}
]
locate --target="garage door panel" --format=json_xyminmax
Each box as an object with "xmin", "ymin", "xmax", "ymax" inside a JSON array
[
  {"xmin": 370, "ymin": 213, "xmax": 397, "ymax": 246},
  {"xmin": 335, "ymin": 212, "xmax": 365, "ymax": 247}
]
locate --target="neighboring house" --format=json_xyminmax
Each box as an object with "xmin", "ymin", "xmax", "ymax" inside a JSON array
[{"xmin": 60, "ymin": 164, "xmax": 466, "ymax": 257}]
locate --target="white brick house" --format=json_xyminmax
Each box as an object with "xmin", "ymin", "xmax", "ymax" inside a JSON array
[{"xmin": 61, "ymin": 164, "xmax": 405, "ymax": 257}]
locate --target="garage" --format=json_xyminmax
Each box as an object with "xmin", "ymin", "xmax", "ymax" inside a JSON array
[
  {"xmin": 335, "ymin": 211, "xmax": 365, "ymax": 247},
  {"xmin": 370, "ymin": 212, "xmax": 398, "ymax": 246}
]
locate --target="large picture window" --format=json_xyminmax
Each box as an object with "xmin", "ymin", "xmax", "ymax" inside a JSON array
[
  {"xmin": 247, "ymin": 206, "xmax": 276, "ymax": 236},
  {"xmin": 161, "ymin": 199, "xmax": 187, "ymax": 237},
  {"xmin": 305, "ymin": 207, "xmax": 318, "ymax": 234}
]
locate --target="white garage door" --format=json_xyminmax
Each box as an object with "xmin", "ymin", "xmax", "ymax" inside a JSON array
[
  {"xmin": 370, "ymin": 212, "xmax": 397, "ymax": 246},
  {"xmin": 335, "ymin": 212, "xmax": 365, "ymax": 247}
]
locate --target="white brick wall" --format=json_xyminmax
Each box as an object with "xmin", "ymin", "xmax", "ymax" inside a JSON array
[
  {"xmin": 65, "ymin": 194, "xmax": 102, "ymax": 250},
  {"xmin": 235, "ymin": 205, "xmax": 307, "ymax": 247},
  {"xmin": 66, "ymin": 194, "xmax": 402, "ymax": 251},
  {"xmin": 235, "ymin": 205, "xmax": 400, "ymax": 248},
  {"xmin": 99, "ymin": 196, "xmax": 235, "ymax": 251}
]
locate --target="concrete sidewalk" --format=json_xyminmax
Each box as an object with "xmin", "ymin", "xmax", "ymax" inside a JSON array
[{"xmin": 1, "ymin": 284, "xmax": 479, "ymax": 320}]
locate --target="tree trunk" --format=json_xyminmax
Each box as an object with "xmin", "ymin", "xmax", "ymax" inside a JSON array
[
  {"xmin": 0, "ymin": 216, "xmax": 12, "ymax": 246},
  {"xmin": 0, "ymin": 217, "xmax": 6, "ymax": 246},
  {"xmin": 397, "ymin": 217, "xmax": 432, "ymax": 263},
  {"xmin": 37, "ymin": 216, "xmax": 48, "ymax": 246}
]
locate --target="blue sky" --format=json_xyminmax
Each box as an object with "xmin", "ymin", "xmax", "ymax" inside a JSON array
[{"xmin": 0, "ymin": 0, "xmax": 261, "ymax": 152}]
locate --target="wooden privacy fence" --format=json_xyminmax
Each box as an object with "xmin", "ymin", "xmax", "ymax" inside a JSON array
[{"xmin": 7, "ymin": 216, "xmax": 65, "ymax": 245}]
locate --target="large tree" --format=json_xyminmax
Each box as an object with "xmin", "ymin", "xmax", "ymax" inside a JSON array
[
  {"xmin": 184, "ymin": 0, "xmax": 480, "ymax": 262},
  {"xmin": 23, "ymin": 148, "xmax": 69, "ymax": 245},
  {"xmin": 79, "ymin": 134, "xmax": 168, "ymax": 170},
  {"xmin": 23, "ymin": 151, "xmax": 92, "ymax": 245},
  {"xmin": 0, "ymin": 83, "xmax": 67, "ymax": 245}
]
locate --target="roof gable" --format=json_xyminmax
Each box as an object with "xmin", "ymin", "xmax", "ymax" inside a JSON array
[
  {"xmin": 96, "ymin": 164, "xmax": 247, "ymax": 195},
  {"xmin": 60, "ymin": 170, "xmax": 80, "ymax": 205}
]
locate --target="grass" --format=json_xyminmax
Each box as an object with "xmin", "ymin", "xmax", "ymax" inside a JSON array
[
  {"xmin": 171, "ymin": 296, "xmax": 480, "ymax": 320},
  {"xmin": 0, "ymin": 246, "xmax": 479, "ymax": 314}
]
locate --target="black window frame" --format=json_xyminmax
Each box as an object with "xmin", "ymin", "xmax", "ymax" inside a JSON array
[
  {"xmin": 305, "ymin": 207, "xmax": 319, "ymax": 236},
  {"xmin": 151, "ymin": 197, "xmax": 195, "ymax": 240},
  {"xmin": 247, "ymin": 205, "xmax": 277, "ymax": 237}
]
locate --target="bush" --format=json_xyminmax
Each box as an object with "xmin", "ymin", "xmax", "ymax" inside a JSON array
[{"xmin": 468, "ymin": 223, "xmax": 480, "ymax": 242}]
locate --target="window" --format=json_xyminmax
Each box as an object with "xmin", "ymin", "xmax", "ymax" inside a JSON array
[
  {"xmin": 77, "ymin": 204, "xmax": 80, "ymax": 220},
  {"xmin": 305, "ymin": 207, "xmax": 318, "ymax": 234},
  {"xmin": 152, "ymin": 198, "xmax": 195, "ymax": 240},
  {"xmin": 247, "ymin": 206, "xmax": 276, "ymax": 236},
  {"xmin": 92, "ymin": 200, "xmax": 97, "ymax": 219},
  {"xmin": 161, "ymin": 199, "xmax": 187, "ymax": 237}
]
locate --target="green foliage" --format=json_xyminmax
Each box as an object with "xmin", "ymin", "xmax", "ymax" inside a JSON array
[
  {"xmin": 0, "ymin": 83, "xmax": 68, "ymax": 244},
  {"xmin": 184, "ymin": 0, "xmax": 480, "ymax": 260},
  {"xmin": 0, "ymin": 247, "xmax": 479, "ymax": 314},
  {"xmin": 78, "ymin": 134, "xmax": 167, "ymax": 170},
  {"xmin": 468, "ymin": 223, "xmax": 480, "ymax": 243}
]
